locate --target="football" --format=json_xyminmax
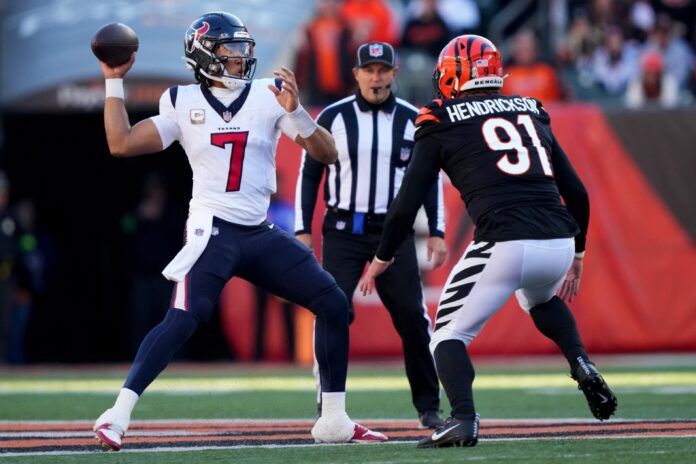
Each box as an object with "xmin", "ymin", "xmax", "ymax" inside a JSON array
[{"xmin": 91, "ymin": 23, "xmax": 139, "ymax": 67}]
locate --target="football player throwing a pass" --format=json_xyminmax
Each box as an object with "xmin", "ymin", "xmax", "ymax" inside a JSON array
[{"xmin": 92, "ymin": 12, "xmax": 386, "ymax": 451}]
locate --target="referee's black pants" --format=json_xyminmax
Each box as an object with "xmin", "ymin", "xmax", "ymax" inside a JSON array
[{"xmin": 321, "ymin": 211, "xmax": 440, "ymax": 414}]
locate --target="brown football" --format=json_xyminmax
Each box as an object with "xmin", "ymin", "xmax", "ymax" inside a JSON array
[{"xmin": 91, "ymin": 23, "xmax": 139, "ymax": 67}]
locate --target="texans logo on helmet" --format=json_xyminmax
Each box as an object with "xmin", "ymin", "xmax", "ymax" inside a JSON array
[{"xmin": 186, "ymin": 22, "xmax": 210, "ymax": 53}]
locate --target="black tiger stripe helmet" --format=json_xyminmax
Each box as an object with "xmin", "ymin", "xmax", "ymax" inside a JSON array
[{"xmin": 433, "ymin": 35, "xmax": 504, "ymax": 98}]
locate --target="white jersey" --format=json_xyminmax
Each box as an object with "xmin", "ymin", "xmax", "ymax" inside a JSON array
[{"xmin": 150, "ymin": 79, "xmax": 299, "ymax": 225}]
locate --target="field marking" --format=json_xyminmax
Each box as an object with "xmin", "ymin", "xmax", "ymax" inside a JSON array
[
  {"xmin": 1, "ymin": 372, "xmax": 696, "ymax": 393},
  {"xmin": 2, "ymin": 418, "xmax": 696, "ymax": 457},
  {"xmin": 2, "ymin": 417, "xmax": 690, "ymax": 424},
  {"xmin": 1, "ymin": 435, "xmax": 695, "ymax": 458}
]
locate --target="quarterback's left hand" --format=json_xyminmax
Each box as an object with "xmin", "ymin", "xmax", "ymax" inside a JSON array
[
  {"xmin": 268, "ymin": 66, "xmax": 299, "ymax": 113},
  {"xmin": 427, "ymin": 237, "xmax": 447, "ymax": 269},
  {"xmin": 358, "ymin": 257, "xmax": 394, "ymax": 296}
]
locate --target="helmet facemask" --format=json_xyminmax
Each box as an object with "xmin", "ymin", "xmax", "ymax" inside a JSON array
[{"xmin": 201, "ymin": 41, "xmax": 257, "ymax": 90}]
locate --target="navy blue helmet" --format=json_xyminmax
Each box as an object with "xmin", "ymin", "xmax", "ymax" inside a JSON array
[{"xmin": 183, "ymin": 12, "xmax": 256, "ymax": 89}]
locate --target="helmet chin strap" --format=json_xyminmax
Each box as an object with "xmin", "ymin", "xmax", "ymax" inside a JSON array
[{"xmin": 200, "ymin": 69, "xmax": 249, "ymax": 90}]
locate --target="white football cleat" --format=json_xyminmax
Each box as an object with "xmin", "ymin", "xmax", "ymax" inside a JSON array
[
  {"xmin": 93, "ymin": 408, "xmax": 129, "ymax": 451},
  {"xmin": 311, "ymin": 413, "xmax": 388, "ymax": 444}
]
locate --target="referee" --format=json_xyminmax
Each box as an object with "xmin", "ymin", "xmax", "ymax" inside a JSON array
[{"xmin": 295, "ymin": 42, "xmax": 447, "ymax": 429}]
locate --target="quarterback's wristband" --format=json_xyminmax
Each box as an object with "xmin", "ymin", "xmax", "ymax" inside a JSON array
[
  {"xmin": 287, "ymin": 104, "xmax": 318, "ymax": 139},
  {"xmin": 574, "ymin": 251, "xmax": 585, "ymax": 259},
  {"xmin": 105, "ymin": 78, "xmax": 125, "ymax": 99}
]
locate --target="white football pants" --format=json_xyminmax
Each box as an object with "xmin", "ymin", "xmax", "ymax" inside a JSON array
[{"xmin": 430, "ymin": 238, "xmax": 575, "ymax": 352}]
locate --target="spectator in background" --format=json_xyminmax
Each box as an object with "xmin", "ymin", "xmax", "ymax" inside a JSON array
[
  {"xmin": 625, "ymin": 51, "xmax": 679, "ymax": 108},
  {"xmin": 558, "ymin": 8, "xmax": 602, "ymax": 86},
  {"xmin": 295, "ymin": 0, "xmax": 354, "ymax": 106},
  {"xmin": 401, "ymin": 0, "xmax": 451, "ymax": 57},
  {"xmin": 435, "ymin": 0, "xmax": 481, "ymax": 36},
  {"xmin": 564, "ymin": 8, "xmax": 602, "ymax": 65},
  {"xmin": 588, "ymin": 0, "xmax": 627, "ymax": 34},
  {"xmin": 123, "ymin": 174, "xmax": 184, "ymax": 358},
  {"xmin": 399, "ymin": 0, "xmax": 451, "ymax": 103},
  {"xmin": 7, "ymin": 199, "xmax": 47, "ymax": 364},
  {"xmin": 643, "ymin": 13, "xmax": 694, "ymax": 91},
  {"xmin": 502, "ymin": 29, "xmax": 565, "ymax": 102},
  {"xmin": 591, "ymin": 27, "xmax": 639, "ymax": 97},
  {"xmin": 654, "ymin": 0, "xmax": 696, "ymax": 46},
  {"xmin": 0, "ymin": 171, "xmax": 18, "ymax": 363},
  {"xmin": 627, "ymin": 0, "xmax": 655, "ymax": 43},
  {"xmin": 341, "ymin": 0, "xmax": 400, "ymax": 47}
]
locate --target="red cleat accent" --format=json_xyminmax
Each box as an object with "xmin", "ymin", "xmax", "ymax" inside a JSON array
[
  {"xmin": 350, "ymin": 423, "xmax": 388, "ymax": 443},
  {"xmin": 94, "ymin": 423, "xmax": 122, "ymax": 451}
]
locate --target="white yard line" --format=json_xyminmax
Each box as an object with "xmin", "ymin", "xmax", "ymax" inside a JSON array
[
  {"xmin": 0, "ymin": 417, "xmax": 690, "ymax": 425},
  {"xmin": 2, "ymin": 435, "xmax": 695, "ymax": 458}
]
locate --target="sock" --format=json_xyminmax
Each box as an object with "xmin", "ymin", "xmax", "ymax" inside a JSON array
[
  {"xmin": 529, "ymin": 296, "xmax": 589, "ymax": 370},
  {"xmin": 321, "ymin": 391, "xmax": 346, "ymax": 416},
  {"xmin": 434, "ymin": 339, "xmax": 476, "ymax": 420},
  {"xmin": 112, "ymin": 388, "xmax": 139, "ymax": 418},
  {"xmin": 124, "ymin": 308, "xmax": 199, "ymax": 395}
]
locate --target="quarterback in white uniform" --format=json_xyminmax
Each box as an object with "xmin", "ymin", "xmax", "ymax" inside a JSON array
[{"xmin": 92, "ymin": 12, "xmax": 386, "ymax": 451}]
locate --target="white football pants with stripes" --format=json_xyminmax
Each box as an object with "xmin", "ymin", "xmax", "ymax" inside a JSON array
[{"xmin": 430, "ymin": 238, "xmax": 575, "ymax": 351}]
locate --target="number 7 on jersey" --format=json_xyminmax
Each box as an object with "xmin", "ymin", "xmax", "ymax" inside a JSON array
[{"xmin": 211, "ymin": 132, "xmax": 249, "ymax": 192}]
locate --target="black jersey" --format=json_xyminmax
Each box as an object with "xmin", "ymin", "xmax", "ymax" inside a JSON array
[{"xmin": 376, "ymin": 93, "xmax": 589, "ymax": 261}]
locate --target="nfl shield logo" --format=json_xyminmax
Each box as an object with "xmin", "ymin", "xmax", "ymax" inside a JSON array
[
  {"xmin": 471, "ymin": 67, "xmax": 478, "ymax": 78},
  {"xmin": 223, "ymin": 111, "xmax": 232, "ymax": 122},
  {"xmin": 194, "ymin": 228, "xmax": 204, "ymax": 237},
  {"xmin": 336, "ymin": 220, "xmax": 346, "ymax": 231},
  {"xmin": 369, "ymin": 43, "xmax": 384, "ymax": 57},
  {"xmin": 400, "ymin": 147, "xmax": 411, "ymax": 162}
]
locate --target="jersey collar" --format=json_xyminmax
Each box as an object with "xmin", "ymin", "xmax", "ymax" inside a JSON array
[
  {"xmin": 355, "ymin": 90, "xmax": 396, "ymax": 114},
  {"xmin": 200, "ymin": 83, "xmax": 252, "ymax": 122}
]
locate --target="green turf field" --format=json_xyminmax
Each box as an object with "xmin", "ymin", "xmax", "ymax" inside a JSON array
[{"xmin": 1, "ymin": 356, "xmax": 695, "ymax": 463}]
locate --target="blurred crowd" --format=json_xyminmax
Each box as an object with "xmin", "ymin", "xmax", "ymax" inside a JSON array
[
  {"xmin": 0, "ymin": 171, "xmax": 52, "ymax": 364},
  {"xmin": 294, "ymin": 0, "xmax": 696, "ymax": 108}
]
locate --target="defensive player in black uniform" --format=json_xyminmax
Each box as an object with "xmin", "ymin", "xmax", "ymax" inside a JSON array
[{"xmin": 359, "ymin": 35, "xmax": 618, "ymax": 448}]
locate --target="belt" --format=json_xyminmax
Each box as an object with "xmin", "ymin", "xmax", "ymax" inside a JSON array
[
  {"xmin": 327, "ymin": 208, "xmax": 386, "ymax": 234},
  {"xmin": 330, "ymin": 208, "xmax": 387, "ymax": 222}
]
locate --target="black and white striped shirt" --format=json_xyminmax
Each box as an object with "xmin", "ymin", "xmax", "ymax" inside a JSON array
[{"xmin": 295, "ymin": 91, "xmax": 445, "ymax": 237}]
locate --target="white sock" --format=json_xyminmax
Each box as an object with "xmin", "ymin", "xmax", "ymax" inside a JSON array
[
  {"xmin": 112, "ymin": 388, "xmax": 139, "ymax": 418},
  {"xmin": 321, "ymin": 392, "xmax": 346, "ymax": 417}
]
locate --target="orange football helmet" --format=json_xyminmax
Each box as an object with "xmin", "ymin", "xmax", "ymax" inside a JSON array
[{"xmin": 433, "ymin": 35, "xmax": 504, "ymax": 98}]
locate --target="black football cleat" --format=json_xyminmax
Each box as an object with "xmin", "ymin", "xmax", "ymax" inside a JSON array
[
  {"xmin": 572, "ymin": 359, "xmax": 618, "ymax": 421},
  {"xmin": 417, "ymin": 414, "xmax": 479, "ymax": 448},
  {"xmin": 418, "ymin": 410, "xmax": 445, "ymax": 430}
]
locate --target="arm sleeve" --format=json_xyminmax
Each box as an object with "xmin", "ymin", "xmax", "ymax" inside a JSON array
[
  {"xmin": 149, "ymin": 87, "xmax": 181, "ymax": 149},
  {"xmin": 294, "ymin": 150, "xmax": 325, "ymax": 234},
  {"xmin": 423, "ymin": 171, "xmax": 446, "ymax": 238},
  {"xmin": 550, "ymin": 135, "xmax": 590, "ymax": 253},
  {"xmin": 376, "ymin": 136, "xmax": 442, "ymax": 261}
]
